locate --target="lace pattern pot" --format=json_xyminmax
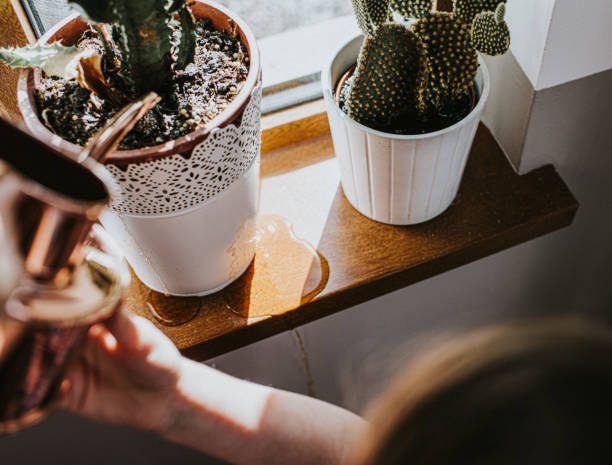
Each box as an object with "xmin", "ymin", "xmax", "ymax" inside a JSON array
[
  {"xmin": 322, "ymin": 35, "xmax": 490, "ymax": 225},
  {"xmin": 18, "ymin": 1, "xmax": 262, "ymax": 296}
]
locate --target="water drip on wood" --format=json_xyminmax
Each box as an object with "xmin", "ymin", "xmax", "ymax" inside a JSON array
[{"xmin": 223, "ymin": 214, "xmax": 329, "ymax": 319}]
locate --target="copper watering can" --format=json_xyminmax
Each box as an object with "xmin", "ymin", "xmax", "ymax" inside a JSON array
[{"xmin": 0, "ymin": 93, "xmax": 159, "ymax": 433}]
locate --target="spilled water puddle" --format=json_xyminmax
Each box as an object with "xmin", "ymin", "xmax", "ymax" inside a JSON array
[
  {"xmin": 146, "ymin": 294, "xmax": 202, "ymax": 327},
  {"xmin": 146, "ymin": 214, "xmax": 329, "ymax": 326},
  {"xmin": 223, "ymin": 214, "xmax": 329, "ymax": 319}
]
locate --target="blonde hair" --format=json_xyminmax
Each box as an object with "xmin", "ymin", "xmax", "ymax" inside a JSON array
[{"xmin": 354, "ymin": 318, "xmax": 612, "ymax": 465}]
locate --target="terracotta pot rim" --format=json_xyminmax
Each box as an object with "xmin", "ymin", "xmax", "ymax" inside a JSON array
[{"xmin": 18, "ymin": 0, "xmax": 261, "ymax": 166}]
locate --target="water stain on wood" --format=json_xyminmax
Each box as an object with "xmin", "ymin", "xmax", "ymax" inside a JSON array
[
  {"xmin": 143, "ymin": 214, "xmax": 329, "ymax": 326},
  {"xmin": 146, "ymin": 294, "xmax": 202, "ymax": 326},
  {"xmin": 223, "ymin": 214, "xmax": 330, "ymax": 319}
]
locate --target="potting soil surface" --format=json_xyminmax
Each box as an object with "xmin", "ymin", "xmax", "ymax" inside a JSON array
[{"xmin": 35, "ymin": 19, "xmax": 249, "ymax": 150}]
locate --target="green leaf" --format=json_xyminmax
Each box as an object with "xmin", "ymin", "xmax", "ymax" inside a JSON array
[
  {"xmin": 0, "ymin": 43, "xmax": 100, "ymax": 79},
  {"xmin": 173, "ymin": 3, "xmax": 197, "ymax": 71}
]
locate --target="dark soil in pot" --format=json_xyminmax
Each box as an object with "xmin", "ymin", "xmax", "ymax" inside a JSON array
[
  {"xmin": 35, "ymin": 18, "xmax": 249, "ymax": 150},
  {"xmin": 335, "ymin": 66, "xmax": 477, "ymax": 136}
]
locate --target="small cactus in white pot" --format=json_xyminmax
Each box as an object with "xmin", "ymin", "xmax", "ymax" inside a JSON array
[{"xmin": 323, "ymin": 0, "xmax": 511, "ymax": 225}]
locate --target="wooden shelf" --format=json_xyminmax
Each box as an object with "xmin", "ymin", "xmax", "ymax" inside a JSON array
[
  {"xmin": 0, "ymin": 0, "xmax": 578, "ymax": 360},
  {"xmin": 126, "ymin": 124, "xmax": 578, "ymax": 361}
]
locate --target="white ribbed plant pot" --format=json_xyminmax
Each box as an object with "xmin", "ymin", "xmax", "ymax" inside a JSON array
[{"xmin": 323, "ymin": 35, "xmax": 490, "ymax": 225}]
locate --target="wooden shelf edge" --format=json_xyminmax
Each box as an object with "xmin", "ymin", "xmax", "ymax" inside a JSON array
[{"xmin": 181, "ymin": 160, "xmax": 578, "ymax": 361}]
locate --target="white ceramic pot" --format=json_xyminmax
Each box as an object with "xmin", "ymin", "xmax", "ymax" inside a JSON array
[
  {"xmin": 98, "ymin": 79, "xmax": 262, "ymax": 297},
  {"xmin": 99, "ymin": 154, "xmax": 260, "ymax": 296},
  {"xmin": 18, "ymin": 1, "xmax": 263, "ymax": 296},
  {"xmin": 322, "ymin": 35, "xmax": 490, "ymax": 225}
]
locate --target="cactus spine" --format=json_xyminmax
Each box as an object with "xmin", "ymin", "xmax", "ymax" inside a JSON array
[{"xmin": 344, "ymin": 0, "xmax": 512, "ymax": 130}]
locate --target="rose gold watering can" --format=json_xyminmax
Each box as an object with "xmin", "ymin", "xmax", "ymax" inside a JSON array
[{"xmin": 0, "ymin": 92, "xmax": 158, "ymax": 433}]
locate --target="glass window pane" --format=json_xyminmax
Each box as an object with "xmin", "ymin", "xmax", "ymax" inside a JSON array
[
  {"xmin": 22, "ymin": 0, "xmax": 353, "ymax": 40},
  {"xmin": 216, "ymin": 0, "xmax": 352, "ymax": 38}
]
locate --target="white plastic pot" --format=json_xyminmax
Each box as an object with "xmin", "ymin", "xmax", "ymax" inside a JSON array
[{"xmin": 322, "ymin": 35, "xmax": 490, "ymax": 225}]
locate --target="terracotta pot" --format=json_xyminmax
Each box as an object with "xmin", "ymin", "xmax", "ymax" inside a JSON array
[
  {"xmin": 19, "ymin": 0, "xmax": 263, "ymax": 296},
  {"xmin": 322, "ymin": 34, "xmax": 490, "ymax": 225}
]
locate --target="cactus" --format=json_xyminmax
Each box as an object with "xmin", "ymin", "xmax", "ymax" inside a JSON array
[
  {"xmin": 471, "ymin": 3, "xmax": 510, "ymax": 55},
  {"xmin": 347, "ymin": 24, "xmax": 429, "ymax": 127},
  {"xmin": 351, "ymin": 0, "xmax": 391, "ymax": 37},
  {"xmin": 344, "ymin": 0, "xmax": 515, "ymax": 131},
  {"xmin": 390, "ymin": 0, "xmax": 434, "ymax": 20},
  {"xmin": 413, "ymin": 12, "xmax": 478, "ymax": 106},
  {"xmin": 454, "ymin": 0, "xmax": 505, "ymax": 25},
  {"xmin": 68, "ymin": 0, "xmax": 197, "ymax": 97}
]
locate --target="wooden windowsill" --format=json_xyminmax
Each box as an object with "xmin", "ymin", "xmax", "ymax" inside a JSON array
[
  {"xmin": 126, "ymin": 112, "xmax": 578, "ymax": 361},
  {"xmin": 0, "ymin": 5, "xmax": 579, "ymax": 360}
]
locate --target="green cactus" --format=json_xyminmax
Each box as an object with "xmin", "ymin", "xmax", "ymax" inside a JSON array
[
  {"xmin": 343, "ymin": 0, "xmax": 516, "ymax": 131},
  {"xmin": 453, "ymin": 0, "xmax": 506, "ymax": 25},
  {"xmin": 389, "ymin": 0, "xmax": 434, "ymax": 20},
  {"xmin": 173, "ymin": 1, "xmax": 198, "ymax": 71},
  {"xmin": 413, "ymin": 12, "xmax": 478, "ymax": 107},
  {"xmin": 351, "ymin": 0, "xmax": 391, "ymax": 37},
  {"xmin": 68, "ymin": 0, "xmax": 197, "ymax": 97},
  {"xmin": 471, "ymin": 3, "xmax": 510, "ymax": 55},
  {"xmin": 346, "ymin": 24, "xmax": 429, "ymax": 127}
]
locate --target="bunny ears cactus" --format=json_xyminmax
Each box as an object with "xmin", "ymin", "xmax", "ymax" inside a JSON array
[
  {"xmin": 351, "ymin": 0, "xmax": 391, "ymax": 37},
  {"xmin": 390, "ymin": 0, "xmax": 434, "ymax": 21},
  {"xmin": 346, "ymin": 24, "xmax": 430, "ymax": 127},
  {"xmin": 344, "ymin": 0, "xmax": 512, "ymax": 129},
  {"xmin": 413, "ymin": 12, "xmax": 478, "ymax": 106},
  {"xmin": 471, "ymin": 3, "xmax": 510, "ymax": 56},
  {"xmin": 454, "ymin": 0, "xmax": 505, "ymax": 25}
]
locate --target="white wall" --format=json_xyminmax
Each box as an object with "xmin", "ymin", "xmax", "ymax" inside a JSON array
[
  {"xmin": 505, "ymin": 0, "xmax": 556, "ymax": 89},
  {"xmin": 538, "ymin": 0, "xmax": 612, "ymax": 89},
  {"xmin": 507, "ymin": 0, "xmax": 612, "ymax": 91}
]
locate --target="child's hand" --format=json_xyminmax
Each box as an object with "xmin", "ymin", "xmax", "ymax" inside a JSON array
[{"xmin": 61, "ymin": 309, "xmax": 183, "ymax": 434}]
